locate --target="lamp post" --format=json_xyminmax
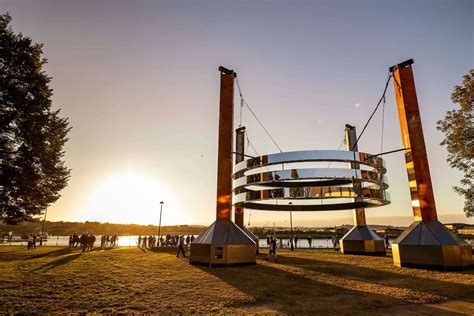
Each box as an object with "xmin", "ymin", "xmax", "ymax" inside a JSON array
[
  {"xmin": 289, "ymin": 202, "xmax": 294, "ymax": 251},
  {"xmin": 158, "ymin": 201, "xmax": 164, "ymax": 246},
  {"xmin": 40, "ymin": 208, "xmax": 47, "ymax": 246}
]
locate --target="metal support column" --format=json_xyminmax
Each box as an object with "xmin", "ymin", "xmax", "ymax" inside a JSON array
[
  {"xmin": 390, "ymin": 59, "xmax": 471, "ymax": 269},
  {"xmin": 234, "ymin": 126, "xmax": 245, "ymax": 227},
  {"xmin": 340, "ymin": 124, "xmax": 385, "ymax": 255},
  {"xmin": 190, "ymin": 67, "xmax": 256, "ymax": 266}
]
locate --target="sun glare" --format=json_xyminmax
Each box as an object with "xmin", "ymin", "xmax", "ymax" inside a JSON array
[{"xmin": 85, "ymin": 173, "xmax": 177, "ymax": 225}]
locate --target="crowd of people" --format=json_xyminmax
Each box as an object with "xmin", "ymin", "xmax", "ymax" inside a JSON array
[
  {"xmin": 137, "ymin": 234, "xmax": 195, "ymax": 249},
  {"xmin": 137, "ymin": 234, "xmax": 195, "ymax": 258},
  {"xmin": 266, "ymin": 235, "xmax": 318, "ymax": 249},
  {"xmin": 68, "ymin": 233, "xmax": 118, "ymax": 252}
]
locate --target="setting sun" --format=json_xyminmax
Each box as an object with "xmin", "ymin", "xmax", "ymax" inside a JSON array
[{"xmin": 85, "ymin": 173, "xmax": 178, "ymax": 225}]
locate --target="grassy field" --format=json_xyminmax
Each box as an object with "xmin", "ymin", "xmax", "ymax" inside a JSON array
[{"xmin": 0, "ymin": 246, "xmax": 473, "ymax": 315}]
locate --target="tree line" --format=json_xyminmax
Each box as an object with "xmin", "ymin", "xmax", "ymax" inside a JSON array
[{"xmin": 0, "ymin": 220, "xmax": 206, "ymax": 237}]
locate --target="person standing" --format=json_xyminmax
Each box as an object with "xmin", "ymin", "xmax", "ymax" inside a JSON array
[
  {"xmin": 32, "ymin": 233, "xmax": 37, "ymax": 249},
  {"xmin": 176, "ymin": 235, "xmax": 186, "ymax": 258},
  {"xmin": 267, "ymin": 236, "xmax": 278, "ymax": 262},
  {"xmin": 80, "ymin": 234, "xmax": 87, "ymax": 252},
  {"xmin": 308, "ymin": 236, "xmax": 312, "ymax": 248},
  {"xmin": 27, "ymin": 234, "xmax": 33, "ymax": 250}
]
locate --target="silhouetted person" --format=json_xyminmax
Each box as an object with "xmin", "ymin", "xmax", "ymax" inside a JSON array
[
  {"xmin": 384, "ymin": 234, "xmax": 390, "ymax": 249},
  {"xmin": 32, "ymin": 234, "xmax": 37, "ymax": 249},
  {"xmin": 27, "ymin": 234, "xmax": 33, "ymax": 250},
  {"xmin": 80, "ymin": 234, "xmax": 87, "ymax": 252},
  {"xmin": 332, "ymin": 235, "xmax": 339, "ymax": 252},
  {"xmin": 294, "ymin": 236, "xmax": 299, "ymax": 248},
  {"xmin": 138, "ymin": 235, "xmax": 141, "ymax": 247},
  {"xmin": 176, "ymin": 235, "xmax": 186, "ymax": 258},
  {"xmin": 269, "ymin": 236, "xmax": 277, "ymax": 255},
  {"xmin": 87, "ymin": 234, "xmax": 95, "ymax": 251},
  {"xmin": 73, "ymin": 233, "xmax": 79, "ymax": 247},
  {"xmin": 308, "ymin": 236, "xmax": 312, "ymax": 248}
]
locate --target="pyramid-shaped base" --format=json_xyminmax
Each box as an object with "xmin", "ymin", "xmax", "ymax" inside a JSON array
[
  {"xmin": 392, "ymin": 220, "xmax": 472, "ymax": 269},
  {"xmin": 340, "ymin": 226, "xmax": 386, "ymax": 256},
  {"xmin": 190, "ymin": 220, "xmax": 256, "ymax": 267},
  {"xmin": 240, "ymin": 225, "xmax": 260, "ymax": 254}
]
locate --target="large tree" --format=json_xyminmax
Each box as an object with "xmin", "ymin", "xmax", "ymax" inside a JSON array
[
  {"xmin": 437, "ymin": 69, "xmax": 473, "ymax": 217},
  {"xmin": 0, "ymin": 13, "xmax": 71, "ymax": 224}
]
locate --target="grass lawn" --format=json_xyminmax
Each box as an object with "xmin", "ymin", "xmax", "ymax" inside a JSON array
[{"xmin": 0, "ymin": 246, "xmax": 473, "ymax": 314}]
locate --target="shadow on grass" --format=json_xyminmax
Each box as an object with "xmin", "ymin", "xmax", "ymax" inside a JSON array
[
  {"xmin": 276, "ymin": 253, "xmax": 474, "ymax": 300},
  {"xmin": 194, "ymin": 259, "xmax": 461, "ymax": 314},
  {"xmin": 28, "ymin": 247, "xmax": 74, "ymax": 260},
  {"xmin": 88, "ymin": 247, "xmax": 116, "ymax": 252},
  {"xmin": 147, "ymin": 246, "xmax": 183, "ymax": 256},
  {"xmin": 32, "ymin": 253, "xmax": 82, "ymax": 272}
]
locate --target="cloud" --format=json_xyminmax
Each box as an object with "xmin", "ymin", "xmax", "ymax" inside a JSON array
[{"xmin": 354, "ymin": 103, "xmax": 361, "ymax": 108}]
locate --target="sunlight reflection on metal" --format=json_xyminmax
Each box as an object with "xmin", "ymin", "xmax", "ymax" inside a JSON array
[{"xmin": 233, "ymin": 150, "xmax": 390, "ymax": 211}]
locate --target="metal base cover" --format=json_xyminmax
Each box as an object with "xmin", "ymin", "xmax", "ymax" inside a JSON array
[
  {"xmin": 190, "ymin": 220, "xmax": 256, "ymax": 266},
  {"xmin": 392, "ymin": 220, "xmax": 472, "ymax": 269},
  {"xmin": 340, "ymin": 226, "xmax": 386, "ymax": 255}
]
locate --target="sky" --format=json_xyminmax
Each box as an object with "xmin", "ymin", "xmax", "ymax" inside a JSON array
[{"xmin": 1, "ymin": 0, "xmax": 473, "ymax": 227}]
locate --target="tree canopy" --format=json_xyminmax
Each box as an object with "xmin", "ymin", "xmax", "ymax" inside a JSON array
[
  {"xmin": 437, "ymin": 69, "xmax": 474, "ymax": 217},
  {"xmin": 0, "ymin": 13, "xmax": 71, "ymax": 224}
]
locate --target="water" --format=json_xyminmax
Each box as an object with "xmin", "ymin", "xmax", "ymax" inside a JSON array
[
  {"xmin": 1, "ymin": 235, "xmax": 141, "ymax": 247},
  {"xmin": 2, "ymin": 236, "xmax": 472, "ymax": 249},
  {"xmin": 1, "ymin": 235, "xmax": 394, "ymax": 249}
]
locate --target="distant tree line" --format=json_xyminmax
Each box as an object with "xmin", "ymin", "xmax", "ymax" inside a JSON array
[{"xmin": 0, "ymin": 221, "xmax": 206, "ymax": 237}]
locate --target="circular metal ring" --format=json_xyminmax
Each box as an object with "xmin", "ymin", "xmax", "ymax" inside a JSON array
[
  {"xmin": 234, "ymin": 150, "xmax": 386, "ymax": 176},
  {"xmin": 233, "ymin": 150, "xmax": 390, "ymax": 211}
]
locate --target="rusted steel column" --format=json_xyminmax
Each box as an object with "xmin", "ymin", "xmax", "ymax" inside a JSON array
[
  {"xmin": 216, "ymin": 66, "xmax": 236, "ymax": 222},
  {"xmin": 390, "ymin": 60, "xmax": 437, "ymax": 222},
  {"xmin": 234, "ymin": 126, "xmax": 245, "ymax": 227},
  {"xmin": 345, "ymin": 124, "xmax": 367, "ymax": 226}
]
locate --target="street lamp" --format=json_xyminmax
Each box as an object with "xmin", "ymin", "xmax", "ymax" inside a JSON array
[
  {"xmin": 158, "ymin": 201, "xmax": 164, "ymax": 246},
  {"xmin": 289, "ymin": 202, "xmax": 294, "ymax": 251},
  {"xmin": 40, "ymin": 208, "xmax": 47, "ymax": 246}
]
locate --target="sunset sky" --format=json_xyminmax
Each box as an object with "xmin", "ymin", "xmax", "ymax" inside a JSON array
[{"xmin": 2, "ymin": 0, "xmax": 473, "ymax": 227}]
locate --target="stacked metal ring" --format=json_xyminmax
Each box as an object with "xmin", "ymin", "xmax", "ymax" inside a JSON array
[{"xmin": 233, "ymin": 150, "xmax": 390, "ymax": 211}]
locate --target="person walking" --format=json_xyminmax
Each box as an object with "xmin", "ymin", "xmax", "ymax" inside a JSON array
[{"xmin": 176, "ymin": 235, "xmax": 186, "ymax": 258}]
